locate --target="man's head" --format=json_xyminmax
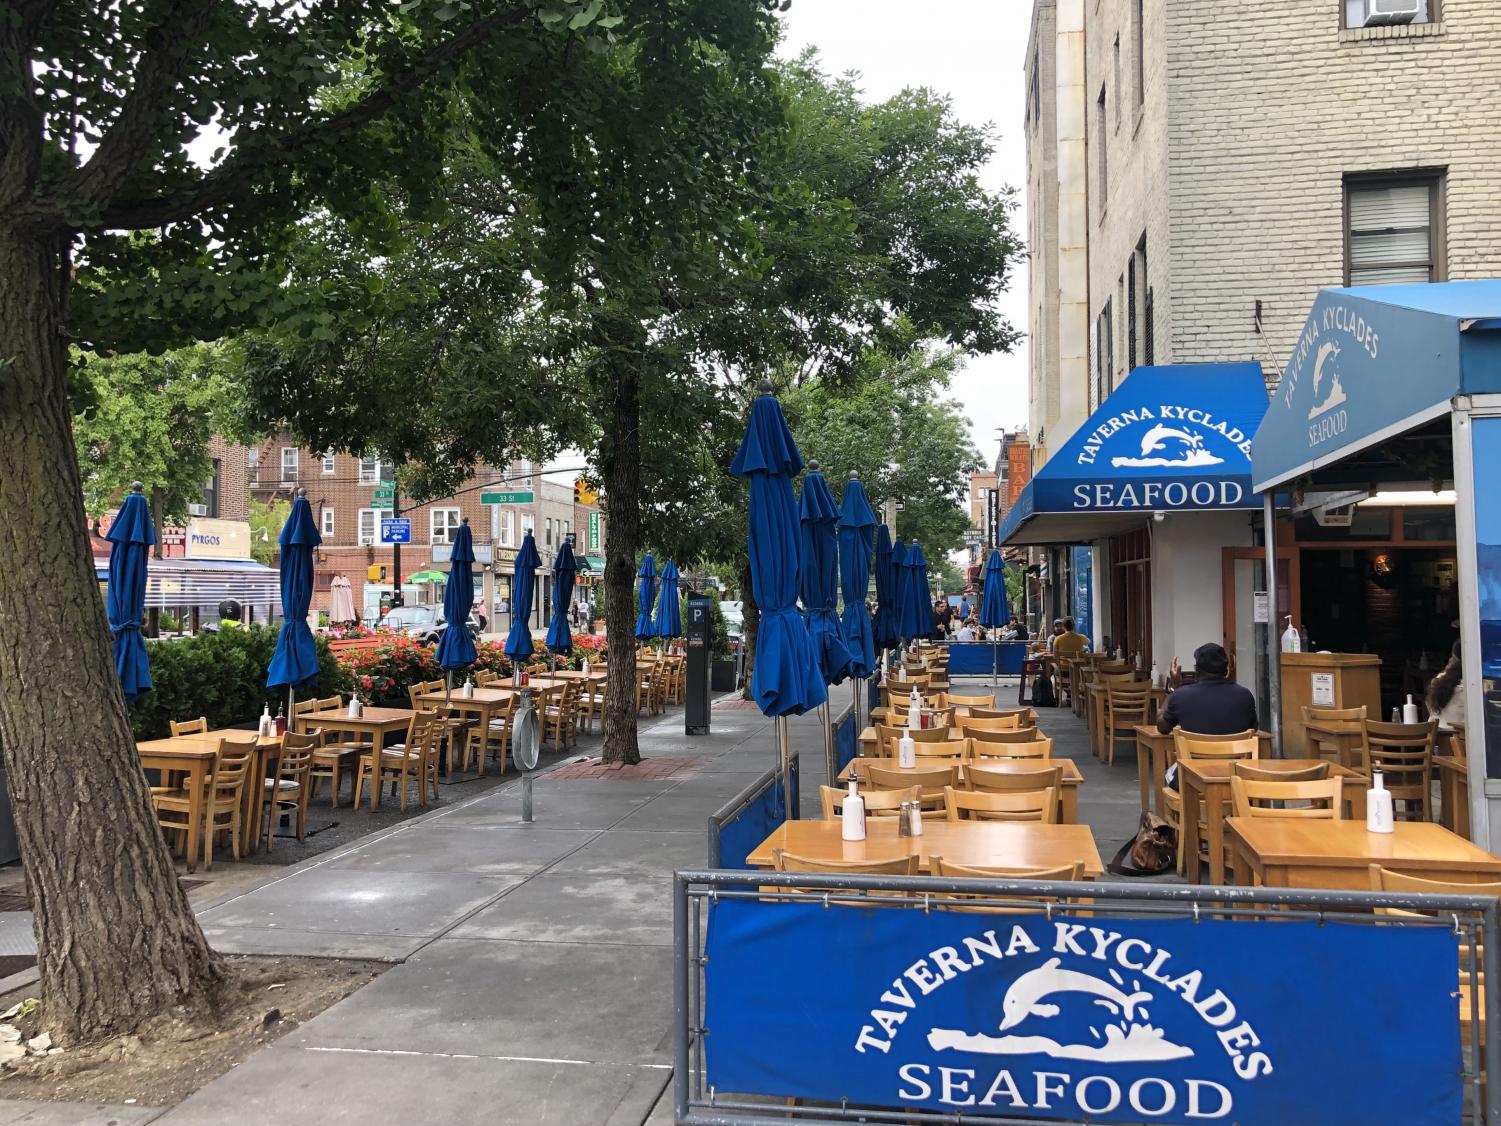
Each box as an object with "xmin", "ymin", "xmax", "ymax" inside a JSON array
[
  {"xmin": 1063, "ymin": 617, "xmax": 1076, "ymax": 632},
  {"xmin": 1052, "ymin": 619, "xmax": 1064, "ymax": 635},
  {"xmin": 1194, "ymin": 642, "xmax": 1231, "ymax": 678}
]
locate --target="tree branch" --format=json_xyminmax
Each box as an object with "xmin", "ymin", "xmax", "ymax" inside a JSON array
[{"xmin": 94, "ymin": 5, "xmax": 536, "ymax": 232}]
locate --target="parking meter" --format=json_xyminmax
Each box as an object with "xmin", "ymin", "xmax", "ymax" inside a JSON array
[{"xmin": 685, "ymin": 594, "xmax": 713, "ymax": 735}]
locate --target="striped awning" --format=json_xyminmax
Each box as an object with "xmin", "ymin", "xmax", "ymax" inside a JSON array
[{"xmin": 94, "ymin": 557, "xmax": 282, "ymax": 611}]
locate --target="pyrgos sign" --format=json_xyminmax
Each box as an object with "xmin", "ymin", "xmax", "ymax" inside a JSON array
[{"xmin": 703, "ymin": 900, "xmax": 1462, "ymax": 1125}]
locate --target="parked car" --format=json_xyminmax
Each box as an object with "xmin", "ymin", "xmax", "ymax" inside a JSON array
[
  {"xmin": 380, "ymin": 604, "xmax": 481, "ymax": 645},
  {"xmin": 719, "ymin": 601, "xmax": 744, "ymax": 651}
]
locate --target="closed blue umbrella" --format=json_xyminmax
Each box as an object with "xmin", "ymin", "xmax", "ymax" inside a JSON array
[
  {"xmin": 436, "ymin": 519, "xmax": 478, "ymax": 675},
  {"xmin": 504, "ymin": 532, "xmax": 541, "ymax": 662},
  {"xmin": 872, "ymin": 525, "xmax": 898, "ymax": 652},
  {"xmin": 979, "ymin": 549, "xmax": 1008, "ymax": 630},
  {"xmin": 653, "ymin": 559, "xmax": 683, "ymax": 640},
  {"xmin": 267, "ymin": 492, "xmax": 323, "ymax": 699},
  {"xmin": 105, "ymin": 484, "xmax": 156, "ymax": 699},
  {"xmin": 904, "ymin": 541, "xmax": 935, "ymax": 640},
  {"xmin": 838, "ymin": 476, "xmax": 877, "ymax": 679},
  {"xmin": 546, "ymin": 538, "xmax": 577, "ymax": 654},
  {"xmin": 634, "ymin": 554, "xmax": 658, "ymax": 641},
  {"xmin": 799, "ymin": 467, "xmax": 852, "ymax": 686},
  {"xmin": 729, "ymin": 384, "xmax": 826, "ymax": 719},
  {"xmin": 890, "ymin": 537, "xmax": 909, "ymax": 641}
]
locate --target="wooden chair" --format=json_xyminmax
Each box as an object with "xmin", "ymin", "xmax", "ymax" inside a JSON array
[
  {"xmin": 354, "ymin": 712, "xmax": 441, "ymax": 812},
  {"xmin": 153, "ymin": 735, "xmax": 255, "ymax": 870},
  {"xmin": 480, "ymin": 693, "xmax": 518, "ymax": 775},
  {"xmin": 544, "ymin": 679, "xmax": 581, "ymax": 749},
  {"xmin": 576, "ymin": 674, "xmax": 603, "ymax": 734},
  {"xmin": 887, "ymin": 704, "xmax": 958, "ymax": 731},
  {"xmin": 307, "ymin": 695, "xmax": 367, "ymax": 806},
  {"xmin": 1103, "ymin": 684, "xmax": 1151, "ymax": 765},
  {"xmin": 1365, "ymin": 718, "xmax": 1438, "ymax": 822},
  {"xmin": 931, "ymin": 856, "xmax": 1085, "ymax": 913},
  {"xmin": 773, "ymin": 849, "xmax": 919, "ymax": 876},
  {"xmin": 867, "ymin": 764, "xmax": 954, "ymax": 814},
  {"xmin": 967, "ymin": 762, "xmax": 1063, "ymax": 793},
  {"xmin": 945, "ymin": 691, "xmax": 995, "ymax": 714},
  {"xmin": 944, "ymin": 785, "xmax": 1056, "ymax": 823},
  {"xmin": 959, "ymin": 714, "xmax": 1023, "ymax": 733},
  {"xmin": 1165, "ymin": 730, "xmax": 1260, "ymax": 876},
  {"xmin": 968, "ymin": 736, "xmax": 1054, "ymax": 761},
  {"xmin": 1230, "ymin": 775, "xmax": 1344, "ymax": 819},
  {"xmin": 260, "ymin": 731, "xmax": 316, "ymax": 850},
  {"xmin": 1303, "ymin": 704, "xmax": 1369, "ymax": 764},
  {"xmin": 819, "ymin": 784, "xmax": 921, "ymax": 819},
  {"xmin": 874, "ymin": 723, "xmax": 954, "ymax": 756},
  {"xmin": 292, "ymin": 697, "xmax": 319, "ymax": 719},
  {"xmin": 169, "ymin": 716, "xmax": 207, "ymax": 737},
  {"xmin": 969, "ymin": 706, "xmax": 1037, "ymax": 724},
  {"xmin": 1233, "ymin": 761, "xmax": 1330, "ymax": 783},
  {"xmin": 966, "ymin": 726, "xmax": 1051, "ymax": 746},
  {"xmin": 475, "ymin": 669, "xmax": 502, "ymax": 687}
]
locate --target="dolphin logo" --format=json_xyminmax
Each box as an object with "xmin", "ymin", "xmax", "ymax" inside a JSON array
[
  {"xmin": 998, "ymin": 958, "xmax": 1154, "ymax": 1033},
  {"xmin": 1138, "ymin": 424, "xmax": 1199, "ymax": 456}
]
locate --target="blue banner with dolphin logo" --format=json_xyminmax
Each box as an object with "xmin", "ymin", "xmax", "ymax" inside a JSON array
[{"xmin": 704, "ymin": 899, "xmax": 1460, "ymax": 1124}]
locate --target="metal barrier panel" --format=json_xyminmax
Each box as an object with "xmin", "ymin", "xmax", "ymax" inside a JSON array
[
  {"xmin": 835, "ymin": 708, "xmax": 858, "ymax": 774},
  {"xmin": 706, "ymin": 756, "xmax": 801, "ymax": 869},
  {"xmin": 948, "ymin": 642, "xmax": 1030, "ymax": 677},
  {"xmin": 674, "ymin": 871, "xmax": 1501, "ymax": 1126}
]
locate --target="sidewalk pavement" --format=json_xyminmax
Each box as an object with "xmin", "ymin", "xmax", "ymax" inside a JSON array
[{"xmin": 13, "ymin": 683, "xmax": 1146, "ymax": 1126}]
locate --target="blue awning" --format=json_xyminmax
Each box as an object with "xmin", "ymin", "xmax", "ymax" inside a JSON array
[
  {"xmin": 999, "ymin": 362, "xmax": 1269, "ymax": 547},
  {"xmin": 1252, "ymin": 280, "xmax": 1501, "ymax": 492}
]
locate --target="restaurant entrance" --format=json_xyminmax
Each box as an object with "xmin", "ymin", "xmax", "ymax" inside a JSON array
[{"xmin": 1106, "ymin": 527, "xmax": 1152, "ymax": 663}]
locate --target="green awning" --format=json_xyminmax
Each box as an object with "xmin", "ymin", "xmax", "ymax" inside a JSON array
[
  {"xmin": 579, "ymin": 555, "xmax": 606, "ymax": 572},
  {"xmin": 407, "ymin": 569, "xmax": 446, "ymax": 584}
]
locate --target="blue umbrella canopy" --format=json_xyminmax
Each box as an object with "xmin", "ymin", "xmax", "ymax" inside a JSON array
[
  {"xmin": 872, "ymin": 525, "xmax": 898, "ymax": 651},
  {"xmin": 634, "ymin": 554, "xmax": 658, "ymax": 641},
  {"xmin": 837, "ymin": 477, "xmax": 877, "ymax": 678},
  {"xmin": 503, "ymin": 532, "xmax": 541, "ymax": 661},
  {"xmin": 546, "ymin": 537, "xmax": 577, "ymax": 654},
  {"xmin": 105, "ymin": 486, "xmax": 156, "ymax": 699},
  {"xmin": 267, "ymin": 494, "xmax": 323, "ymax": 690},
  {"xmin": 799, "ymin": 467, "xmax": 853, "ymax": 686},
  {"xmin": 890, "ymin": 537, "xmax": 909, "ymax": 641},
  {"xmin": 903, "ymin": 541, "xmax": 936, "ymax": 640},
  {"xmin": 653, "ymin": 559, "xmax": 683, "ymax": 639},
  {"xmin": 979, "ymin": 549, "xmax": 1008, "ymax": 629},
  {"xmin": 729, "ymin": 387, "xmax": 827, "ymax": 717},
  {"xmin": 436, "ymin": 520, "xmax": 479, "ymax": 672}
]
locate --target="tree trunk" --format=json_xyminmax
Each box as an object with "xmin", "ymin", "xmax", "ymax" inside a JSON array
[
  {"xmin": 599, "ymin": 364, "xmax": 642, "ymax": 765},
  {"xmin": 0, "ymin": 229, "xmax": 226, "ymax": 1042},
  {"xmin": 738, "ymin": 560, "xmax": 759, "ymax": 702}
]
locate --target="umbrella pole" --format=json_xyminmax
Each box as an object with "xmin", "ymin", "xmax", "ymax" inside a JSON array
[
  {"xmin": 777, "ymin": 715, "xmax": 794, "ymax": 822},
  {"xmin": 822, "ymin": 700, "xmax": 835, "ymax": 790}
]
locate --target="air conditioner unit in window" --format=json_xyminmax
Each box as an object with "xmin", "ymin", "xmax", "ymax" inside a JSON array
[
  {"xmin": 1362, "ymin": 0, "xmax": 1421, "ymax": 26},
  {"xmin": 187, "ymin": 503, "xmax": 209, "ymax": 517}
]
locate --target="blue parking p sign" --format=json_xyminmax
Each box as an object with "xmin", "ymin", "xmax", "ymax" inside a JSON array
[{"xmin": 379, "ymin": 518, "xmax": 411, "ymax": 544}]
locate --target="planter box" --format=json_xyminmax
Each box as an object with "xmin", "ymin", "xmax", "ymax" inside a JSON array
[{"xmin": 711, "ymin": 657, "xmax": 738, "ymax": 692}]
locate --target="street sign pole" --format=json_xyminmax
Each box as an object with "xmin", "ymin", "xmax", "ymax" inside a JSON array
[{"xmin": 392, "ymin": 482, "xmax": 402, "ymax": 608}]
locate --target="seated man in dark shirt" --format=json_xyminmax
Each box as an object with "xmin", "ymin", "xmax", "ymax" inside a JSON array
[{"xmin": 1157, "ymin": 642, "xmax": 1258, "ymax": 735}]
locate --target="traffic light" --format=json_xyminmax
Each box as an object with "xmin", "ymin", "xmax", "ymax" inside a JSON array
[
  {"xmin": 573, "ymin": 479, "xmax": 582, "ymax": 504},
  {"xmin": 367, "ymin": 564, "xmax": 387, "ymax": 583}
]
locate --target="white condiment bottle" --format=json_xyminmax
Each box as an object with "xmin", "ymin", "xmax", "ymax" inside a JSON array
[
  {"xmin": 462, "ymin": 676, "xmax": 474, "ymax": 699},
  {"xmin": 897, "ymin": 664, "xmax": 906, "ymax": 683},
  {"xmin": 1402, "ymin": 694, "xmax": 1420, "ymax": 725},
  {"xmin": 908, "ymin": 685, "xmax": 923, "ymax": 728},
  {"xmin": 841, "ymin": 780, "xmax": 866, "ymax": 841},
  {"xmin": 348, "ymin": 696, "xmax": 362, "ymax": 718},
  {"xmin": 1367, "ymin": 770, "xmax": 1395, "ymax": 834},
  {"xmin": 259, "ymin": 704, "xmax": 273, "ymax": 738},
  {"xmin": 898, "ymin": 722, "xmax": 916, "ymax": 769},
  {"xmin": 1149, "ymin": 662, "xmax": 1161, "ymax": 689}
]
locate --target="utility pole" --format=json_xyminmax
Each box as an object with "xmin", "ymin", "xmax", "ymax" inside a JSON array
[{"xmin": 391, "ymin": 480, "xmax": 403, "ymax": 608}]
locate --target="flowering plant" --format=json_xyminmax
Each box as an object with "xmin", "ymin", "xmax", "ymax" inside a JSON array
[{"xmin": 334, "ymin": 635, "xmax": 443, "ymax": 705}]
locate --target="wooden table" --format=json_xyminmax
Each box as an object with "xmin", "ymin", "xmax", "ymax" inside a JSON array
[
  {"xmin": 1303, "ymin": 720, "xmax": 1367, "ymax": 771},
  {"xmin": 1180, "ymin": 758, "xmax": 1365, "ymax": 885},
  {"xmin": 1227, "ymin": 818, "xmax": 1501, "ymax": 890},
  {"xmin": 295, "ymin": 707, "xmax": 415, "ymax": 810},
  {"xmin": 1088, "ymin": 684, "xmax": 1163, "ymax": 761},
  {"xmin": 1133, "ymin": 727, "xmax": 1274, "ymax": 815},
  {"xmin": 859, "ymin": 726, "xmax": 966, "ymax": 755},
  {"xmin": 1437, "ymin": 754, "xmax": 1471, "ymax": 840},
  {"xmin": 416, "ymin": 687, "xmax": 512, "ymax": 773},
  {"xmin": 839, "ymin": 757, "xmax": 1083, "ymax": 823},
  {"xmin": 137, "ymin": 729, "xmax": 281, "ymax": 869},
  {"xmin": 746, "ymin": 818, "xmax": 1104, "ymax": 877}
]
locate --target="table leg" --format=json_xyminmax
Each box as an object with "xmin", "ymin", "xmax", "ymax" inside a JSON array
[
  {"xmin": 1230, "ymin": 836, "xmax": 1253, "ymax": 886},
  {"xmin": 1060, "ymin": 786, "xmax": 1077, "ymax": 824},
  {"xmin": 1182, "ymin": 777, "xmax": 1202, "ymax": 884},
  {"xmin": 1204, "ymin": 788, "xmax": 1227, "ymax": 886},
  {"xmin": 184, "ymin": 760, "xmax": 205, "ymax": 874},
  {"xmin": 1135, "ymin": 737, "xmax": 1151, "ymax": 812},
  {"xmin": 1153, "ymin": 742, "xmax": 1170, "ymax": 815}
]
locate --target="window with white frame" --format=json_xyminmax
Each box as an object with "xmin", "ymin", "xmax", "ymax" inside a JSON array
[
  {"xmin": 247, "ymin": 447, "xmax": 259, "ymax": 485},
  {"xmin": 358, "ymin": 510, "xmax": 379, "ymax": 546},
  {"xmin": 1344, "ymin": 0, "xmax": 1432, "ymax": 28},
  {"xmin": 280, "ymin": 447, "xmax": 298, "ymax": 483},
  {"xmin": 521, "ymin": 514, "xmax": 535, "ymax": 540},
  {"xmin": 322, "ymin": 450, "xmax": 336, "ymax": 475},
  {"xmin": 1346, "ymin": 172, "xmax": 1445, "ymax": 285},
  {"xmin": 358, "ymin": 456, "xmax": 384, "ymax": 484},
  {"xmin": 430, "ymin": 507, "xmax": 461, "ymax": 545},
  {"xmin": 498, "ymin": 509, "xmax": 515, "ymax": 547},
  {"xmin": 321, "ymin": 507, "xmax": 335, "ymax": 537}
]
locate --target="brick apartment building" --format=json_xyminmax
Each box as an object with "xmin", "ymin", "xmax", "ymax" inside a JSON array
[{"xmin": 247, "ymin": 438, "xmax": 605, "ymax": 625}]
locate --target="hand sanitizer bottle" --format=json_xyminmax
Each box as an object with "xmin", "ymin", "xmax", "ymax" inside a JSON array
[
  {"xmin": 841, "ymin": 780, "xmax": 866, "ymax": 841},
  {"xmin": 1281, "ymin": 616, "xmax": 1301, "ymax": 653},
  {"xmin": 898, "ymin": 722, "xmax": 916, "ymax": 769},
  {"xmin": 1402, "ymin": 694, "xmax": 1420, "ymax": 725},
  {"xmin": 1367, "ymin": 770, "xmax": 1395, "ymax": 834}
]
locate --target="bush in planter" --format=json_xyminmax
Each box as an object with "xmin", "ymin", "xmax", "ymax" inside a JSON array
[
  {"xmin": 338, "ymin": 635, "xmax": 443, "ymax": 706},
  {"xmin": 128, "ymin": 626, "xmax": 348, "ymax": 740}
]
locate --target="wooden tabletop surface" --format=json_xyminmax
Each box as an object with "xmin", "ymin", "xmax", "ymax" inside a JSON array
[
  {"xmin": 137, "ymin": 728, "xmax": 276, "ymax": 755},
  {"xmin": 1226, "ymin": 818, "xmax": 1501, "ymax": 873},
  {"xmin": 746, "ymin": 819, "xmax": 1103, "ymax": 876},
  {"xmin": 1179, "ymin": 758, "xmax": 1361, "ymax": 784},
  {"xmin": 300, "ymin": 706, "xmax": 414, "ymax": 726},
  {"xmin": 416, "ymin": 687, "xmax": 514, "ymax": 705}
]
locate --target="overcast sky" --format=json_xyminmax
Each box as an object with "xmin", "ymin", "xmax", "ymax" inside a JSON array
[{"xmin": 777, "ymin": 0, "xmax": 1032, "ymax": 469}]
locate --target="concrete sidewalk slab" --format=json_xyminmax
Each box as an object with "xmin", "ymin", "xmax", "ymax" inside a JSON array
[
  {"xmin": 0, "ymin": 1103, "xmax": 165, "ymax": 1125},
  {"xmin": 197, "ymin": 924, "xmax": 427, "ymax": 961},
  {"xmin": 436, "ymin": 789, "xmax": 657, "ymax": 831},
  {"xmin": 545, "ymin": 830, "xmax": 709, "ymax": 878},
  {"xmin": 284, "ymin": 938, "xmax": 675, "ymax": 1065},
  {"xmin": 320, "ymin": 825, "xmax": 600, "ymax": 877},
  {"xmin": 447, "ymin": 874, "xmax": 674, "ymax": 947},
  {"xmin": 156, "ymin": 1047, "xmax": 669, "ymax": 1126}
]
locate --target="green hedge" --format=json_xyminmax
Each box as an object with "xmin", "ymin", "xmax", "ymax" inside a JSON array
[{"xmin": 127, "ymin": 626, "xmax": 348, "ymax": 740}]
